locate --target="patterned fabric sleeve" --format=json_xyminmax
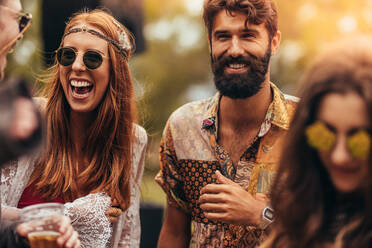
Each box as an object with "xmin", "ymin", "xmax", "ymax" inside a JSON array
[{"xmin": 155, "ymin": 120, "xmax": 189, "ymax": 213}]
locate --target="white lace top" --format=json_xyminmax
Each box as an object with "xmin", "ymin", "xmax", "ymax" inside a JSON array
[{"xmin": 0, "ymin": 123, "xmax": 147, "ymax": 248}]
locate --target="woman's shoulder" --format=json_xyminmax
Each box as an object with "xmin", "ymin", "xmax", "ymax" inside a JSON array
[{"xmin": 132, "ymin": 124, "xmax": 148, "ymax": 147}]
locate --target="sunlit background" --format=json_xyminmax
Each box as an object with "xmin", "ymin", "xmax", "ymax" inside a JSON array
[{"xmin": 5, "ymin": 0, "xmax": 372, "ymax": 207}]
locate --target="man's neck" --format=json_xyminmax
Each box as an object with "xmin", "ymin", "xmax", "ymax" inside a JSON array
[{"xmin": 219, "ymin": 80, "xmax": 272, "ymax": 130}]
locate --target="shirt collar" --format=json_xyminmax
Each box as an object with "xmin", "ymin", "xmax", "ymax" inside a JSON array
[
  {"xmin": 269, "ymin": 82, "xmax": 292, "ymax": 130},
  {"xmin": 201, "ymin": 82, "xmax": 292, "ymax": 136}
]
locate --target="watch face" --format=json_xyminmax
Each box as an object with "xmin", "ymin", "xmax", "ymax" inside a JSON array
[{"xmin": 264, "ymin": 207, "xmax": 274, "ymax": 221}]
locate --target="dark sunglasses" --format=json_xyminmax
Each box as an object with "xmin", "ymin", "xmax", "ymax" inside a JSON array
[
  {"xmin": 18, "ymin": 12, "xmax": 32, "ymax": 32},
  {"xmin": 56, "ymin": 47, "xmax": 104, "ymax": 70},
  {"xmin": 0, "ymin": 5, "xmax": 32, "ymax": 55}
]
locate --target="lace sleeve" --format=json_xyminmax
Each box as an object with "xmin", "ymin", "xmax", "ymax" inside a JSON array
[
  {"xmin": 1, "ymin": 161, "xmax": 18, "ymax": 221},
  {"xmin": 1, "ymin": 157, "xmax": 35, "ymax": 221},
  {"xmin": 116, "ymin": 125, "xmax": 147, "ymax": 248},
  {"xmin": 64, "ymin": 192, "xmax": 112, "ymax": 248}
]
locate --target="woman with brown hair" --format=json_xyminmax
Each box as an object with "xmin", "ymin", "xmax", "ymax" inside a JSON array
[
  {"xmin": 1, "ymin": 9, "xmax": 147, "ymax": 247},
  {"xmin": 261, "ymin": 36, "xmax": 372, "ymax": 248}
]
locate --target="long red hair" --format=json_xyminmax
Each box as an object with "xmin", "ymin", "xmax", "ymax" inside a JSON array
[{"xmin": 32, "ymin": 9, "xmax": 136, "ymax": 210}]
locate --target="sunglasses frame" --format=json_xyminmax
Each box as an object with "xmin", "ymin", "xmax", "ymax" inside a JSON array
[
  {"xmin": 56, "ymin": 47, "xmax": 107, "ymax": 70},
  {"xmin": 0, "ymin": 5, "xmax": 32, "ymax": 55}
]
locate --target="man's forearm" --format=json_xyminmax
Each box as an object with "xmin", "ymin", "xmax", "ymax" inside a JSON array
[{"xmin": 157, "ymin": 205, "xmax": 191, "ymax": 248}]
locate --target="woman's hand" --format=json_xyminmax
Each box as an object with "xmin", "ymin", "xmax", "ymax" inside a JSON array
[{"xmin": 105, "ymin": 206, "xmax": 123, "ymax": 223}]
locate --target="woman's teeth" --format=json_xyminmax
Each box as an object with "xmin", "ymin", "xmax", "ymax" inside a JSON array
[
  {"xmin": 70, "ymin": 80, "xmax": 92, "ymax": 87},
  {"xmin": 70, "ymin": 80, "xmax": 93, "ymax": 97}
]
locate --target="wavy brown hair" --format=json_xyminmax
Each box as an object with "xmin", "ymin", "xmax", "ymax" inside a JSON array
[
  {"xmin": 202, "ymin": 0, "xmax": 278, "ymax": 39},
  {"xmin": 30, "ymin": 9, "xmax": 136, "ymax": 210},
  {"xmin": 262, "ymin": 36, "xmax": 372, "ymax": 248}
]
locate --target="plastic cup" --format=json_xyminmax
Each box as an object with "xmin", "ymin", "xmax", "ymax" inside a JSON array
[{"xmin": 20, "ymin": 203, "xmax": 64, "ymax": 248}]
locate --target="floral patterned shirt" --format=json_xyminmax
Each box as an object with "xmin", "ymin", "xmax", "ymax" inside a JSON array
[{"xmin": 155, "ymin": 83, "xmax": 298, "ymax": 247}]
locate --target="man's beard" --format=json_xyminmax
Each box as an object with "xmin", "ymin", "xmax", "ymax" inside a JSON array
[{"xmin": 211, "ymin": 44, "xmax": 272, "ymax": 99}]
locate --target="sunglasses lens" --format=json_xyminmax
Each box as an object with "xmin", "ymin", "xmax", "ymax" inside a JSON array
[
  {"xmin": 18, "ymin": 14, "xmax": 31, "ymax": 32},
  {"xmin": 57, "ymin": 48, "xmax": 76, "ymax": 66},
  {"xmin": 19, "ymin": 17, "xmax": 27, "ymax": 32},
  {"xmin": 305, "ymin": 121, "xmax": 336, "ymax": 152},
  {"xmin": 347, "ymin": 130, "xmax": 371, "ymax": 160},
  {"xmin": 83, "ymin": 51, "xmax": 103, "ymax": 70}
]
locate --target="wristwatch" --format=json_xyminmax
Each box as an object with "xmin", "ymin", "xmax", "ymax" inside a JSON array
[{"xmin": 258, "ymin": 206, "xmax": 274, "ymax": 229}]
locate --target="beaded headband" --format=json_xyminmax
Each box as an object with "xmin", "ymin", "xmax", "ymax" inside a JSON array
[
  {"xmin": 112, "ymin": 19, "xmax": 131, "ymax": 51},
  {"xmin": 62, "ymin": 24, "xmax": 131, "ymax": 59}
]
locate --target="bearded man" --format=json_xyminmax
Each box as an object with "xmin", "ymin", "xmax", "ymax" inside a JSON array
[{"xmin": 155, "ymin": 0, "xmax": 298, "ymax": 247}]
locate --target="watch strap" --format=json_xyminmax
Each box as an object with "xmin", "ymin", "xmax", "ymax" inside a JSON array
[{"xmin": 258, "ymin": 206, "xmax": 274, "ymax": 230}]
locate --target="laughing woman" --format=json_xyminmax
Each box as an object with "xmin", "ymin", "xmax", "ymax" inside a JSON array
[
  {"xmin": 0, "ymin": 9, "xmax": 147, "ymax": 248},
  {"xmin": 261, "ymin": 36, "xmax": 372, "ymax": 248}
]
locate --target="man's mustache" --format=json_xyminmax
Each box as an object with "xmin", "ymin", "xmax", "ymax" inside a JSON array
[
  {"xmin": 212, "ymin": 54, "xmax": 267, "ymax": 75},
  {"xmin": 219, "ymin": 54, "xmax": 255, "ymax": 65}
]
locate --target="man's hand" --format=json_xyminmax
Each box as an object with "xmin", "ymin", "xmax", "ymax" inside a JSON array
[
  {"xmin": 199, "ymin": 170, "xmax": 268, "ymax": 226},
  {"xmin": 105, "ymin": 206, "xmax": 122, "ymax": 223},
  {"xmin": 16, "ymin": 215, "xmax": 81, "ymax": 248}
]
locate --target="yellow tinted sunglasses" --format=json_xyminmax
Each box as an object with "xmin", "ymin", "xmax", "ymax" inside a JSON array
[{"xmin": 305, "ymin": 121, "xmax": 371, "ymax": 160}]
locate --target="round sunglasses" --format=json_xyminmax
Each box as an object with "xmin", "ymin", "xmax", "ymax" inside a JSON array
[{"xmin": 56, "ymin": 47, "xmax": 105, "ymax": 70}]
